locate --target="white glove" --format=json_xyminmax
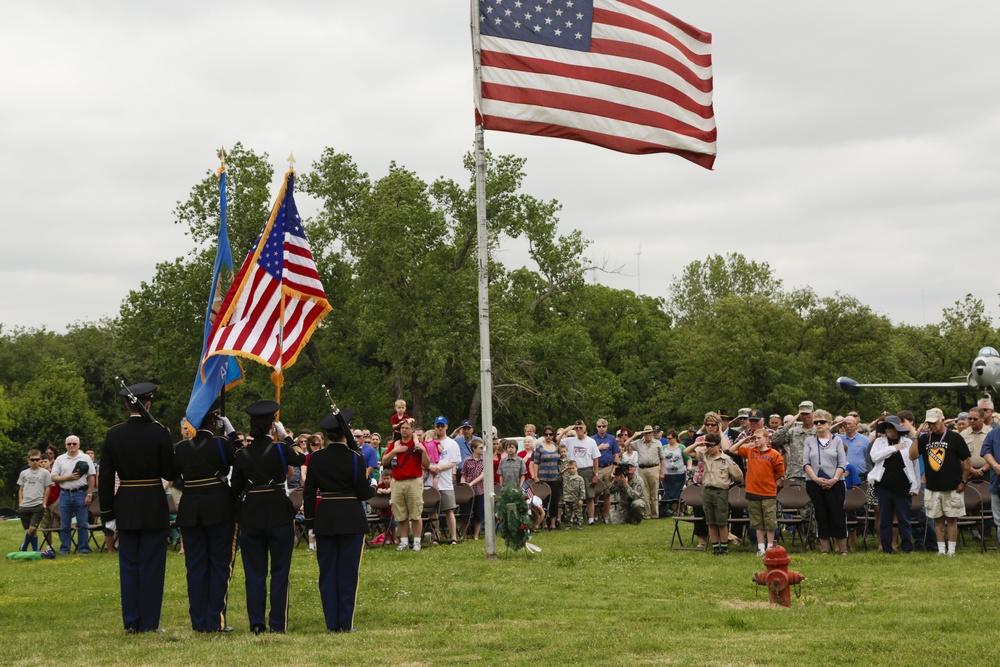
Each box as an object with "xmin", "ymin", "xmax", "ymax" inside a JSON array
[
  {"xmin": 273, "ymin": 421, "xmax": 288, "ymax": 440},
  {"xmin": 104, "ymin": 519, "xmax": 117, "ymax": 532},
  {"xmin": 219, "ymin": 416, "xmax": 234, "ymax": 433}
]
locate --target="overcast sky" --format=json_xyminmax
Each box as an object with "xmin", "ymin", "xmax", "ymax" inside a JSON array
[{"xmin": 3, "ymin": 1, "xmax": 998, "ymax": 333}]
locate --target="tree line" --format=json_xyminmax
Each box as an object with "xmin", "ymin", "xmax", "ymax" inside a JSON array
[{"xmin": 0, "ymin": 143, "xmax": 995, "ymax": 500}]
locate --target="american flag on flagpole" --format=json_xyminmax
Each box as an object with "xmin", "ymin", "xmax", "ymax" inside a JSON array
[
  {"xmin": 476, "ymin": 0, "xmax": 716, "ymax": 168},
  {"xmin": 202, "ymin": 170, "xmax": 331, "ymax": 381}
]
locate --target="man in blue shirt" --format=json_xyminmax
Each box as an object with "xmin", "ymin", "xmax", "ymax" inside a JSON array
[
  {"xmin": 452, "ymin": 420, "xmax": 482, "ymax": 484},
  {"xmin": 592, "ymin": 418, "xmax": 620, "ymax": 524},
  {"xmin": 979, "ymin": 427, "xmax": 1000, "ymax": 535},
  {"xmin": 839, "ymin": 415, "xmax": 870, "ymax": 480}
]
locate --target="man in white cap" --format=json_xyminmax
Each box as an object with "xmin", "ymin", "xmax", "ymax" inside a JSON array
[{"xmin": 909, "ymin": 407, "xmax": 971, "ymax": 556}]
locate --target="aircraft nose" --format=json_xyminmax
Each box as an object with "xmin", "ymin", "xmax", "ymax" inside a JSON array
[{"xmin": 975, "ymin": 358, "xmax": 986, "ymax": 377}]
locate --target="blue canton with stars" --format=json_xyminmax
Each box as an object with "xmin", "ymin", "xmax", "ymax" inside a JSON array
[
  {"xmin": 256, "ymin": 178, "xmax": 305, "ymax": 281},
  {"xmin": 480, "ymin": 0, "xmax": 593, "ymax": 51}
]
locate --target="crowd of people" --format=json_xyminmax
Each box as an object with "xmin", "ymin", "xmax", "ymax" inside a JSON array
[{"xmin": 13, "ymin": 391, "xmax": 1000, "ymax": 635}]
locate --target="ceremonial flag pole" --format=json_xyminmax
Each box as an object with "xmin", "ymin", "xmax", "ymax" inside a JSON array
[
  {"xmin": 471, "ymin": 0, "xmax": 498, "ymax": 558},
  {"xmin": 471, "ymin": 0, "xmax": 714, "ymax": 557},
  {"xmin": 185, "ymin": 148, "xmax": 244, "ymax": 431},
  {"xmin": 202, "ymin": 159, "xmax": 331, "ymax": 405}
]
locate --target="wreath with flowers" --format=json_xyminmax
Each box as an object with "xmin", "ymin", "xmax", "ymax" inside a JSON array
[{"xmin": 495, "ymin": 486, "xmax": 532, "ymax": 551}]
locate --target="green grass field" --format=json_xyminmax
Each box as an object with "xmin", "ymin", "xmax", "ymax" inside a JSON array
[{"xmin": 1, "ymin": 518, "xmax": 995, "ymax": 666}]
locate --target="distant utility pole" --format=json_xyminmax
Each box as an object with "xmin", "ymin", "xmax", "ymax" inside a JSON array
[{"xmin": 635, "ymin": 242, "xmax": 642, "ymax": 294}]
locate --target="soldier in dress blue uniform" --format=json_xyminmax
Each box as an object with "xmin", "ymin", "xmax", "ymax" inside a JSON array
[
  {"xmin": 304, "ymin": 408, "xmax": 375, "ymax": 632},
  {"xmin": 98, "ymin": 382, "xmax": 176, "ymax": 634},
  {"xmin": 230, "ymin": 400, "xmax": 306, "ymax": 634},
  {"xmin": 173, "ymin": 402, "xmax": 239, "ymax": 633}
]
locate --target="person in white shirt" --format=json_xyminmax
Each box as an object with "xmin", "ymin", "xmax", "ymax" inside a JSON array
[{"xmin": 559, "ymin": 420, "xmax": 600, "ymax": 525}]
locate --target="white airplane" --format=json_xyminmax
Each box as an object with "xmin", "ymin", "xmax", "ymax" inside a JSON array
[{"xmin": 837, "ymin": 346, "xmax": 1000, "ymax": 396}]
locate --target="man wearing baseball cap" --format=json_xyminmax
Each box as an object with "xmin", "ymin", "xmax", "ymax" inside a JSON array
[
  {"xmin": 772, "ymin": 400, "xmax": 818, "ymax": 545},
  {"xmin": 909, "ymin": 407, "xmax": 971, "ymax": 556}
]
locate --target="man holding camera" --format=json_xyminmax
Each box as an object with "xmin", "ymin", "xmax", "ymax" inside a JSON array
[{"xmin": 609, "ymin": 461, "xmax": 645, "ymax": 525}]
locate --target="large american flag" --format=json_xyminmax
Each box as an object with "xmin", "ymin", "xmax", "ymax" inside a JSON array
[
  {"xmin": 477, "ymin": 0, "xmax": 716, "ymax": 168},
  {"xmin": 203, "ymin": 171, "xmax": 331, "ymax": 375}
]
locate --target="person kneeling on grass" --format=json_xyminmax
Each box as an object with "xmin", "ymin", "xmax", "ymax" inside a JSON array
[
  {"xmin": 685, "ymin": 432, "xmax": 743, "ymax": 555},
  {"xmin": 729, "ymin": 428, "xmax": 785, "ymax": 556}
]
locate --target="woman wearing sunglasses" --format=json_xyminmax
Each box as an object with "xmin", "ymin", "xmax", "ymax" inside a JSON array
[{"xmin": 803, "ymin": 409, "xmax": 848, "ymax": 554}]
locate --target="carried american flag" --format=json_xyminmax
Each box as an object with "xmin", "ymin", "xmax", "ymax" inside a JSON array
[
  {"xmin": 202, "ymin": 170, "xmax": 331, "ymax": 382},
  {"xmin": 476, "ymin": 0, "xmax": 716, "ymax": 168}
]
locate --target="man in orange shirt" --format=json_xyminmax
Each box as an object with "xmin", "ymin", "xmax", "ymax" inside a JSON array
[{"xmin": 730, "ymin": 427, "xmax": 785, "ymax": 556}]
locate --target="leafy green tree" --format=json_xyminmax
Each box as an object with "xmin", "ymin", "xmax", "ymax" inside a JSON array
[{"xmin": 667, "ymin": 253, "xmax": 782, "ymax": 325}]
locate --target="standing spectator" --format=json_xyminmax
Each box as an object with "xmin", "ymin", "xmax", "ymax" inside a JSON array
[
  {"xmin": 358, "ymin": 430, "xmax": 379, "ymax": 479},
  {"xmin": 381, "ymin": 421, "xmax": 430, "ymax": 551},
  {"xmin": 660, "ymin": 430, "xmax": 689, "ymax": 517},
  {"xmin": 803, "ymin": 409, "xmax": 848, "ymax": 554},
  {"xmin": 685, "ymin": 432, "xmax": 743, "ymax": 555},
  {"xmin": 51, "ymin": 434, "xmax": 96, "ymax": 555},
  {"xmin": 619, "ymin": 428, "xmax": 638, "ymax": 468},
  {"xmin": 729, "ymin": 429, "xmax": 785, "ymax": 556},
  {"xmin": 452, "ymin": 420, "xmax": 481, "ymax": 482},
  {"xmin": 17, "ymin": 449, "xmax": 52, "ymax": 551},
  {"xmin": 960, "ymin": 408, "xmax": 992, "ymax": 481},
  {"xmin": 99, "ymin": 382, "xmax": 176, "ymax": 633},
  {"xmin": 518, "ymin": 436, "xmax": 536, "ymax": 484},
  {"xmin": 561, "ymin": 460, "xmax": 586, "ymax": 530},
  {"xmin": 769, "ymin": 414, "xmax": 783, "ymax": 431},
  {"xmin": 979, "ymin": 424, "xmax": 1000, "ymax": 539},
  {"xmin": 430, "ymin": 418, "xmax": 462, "ymax": 545},
  {"xmin": 230, "ymin": 400, "xmax": 306, "ymax": 634},
  {"xmin": 772, "ymin": 400, "xmax": 818, "ymax": 544},
  {"xmin": 625, "ymin": 426, "xmax": 665, "ymax": 520},
  {"xmin": 868, "ymin": 416, "xmax": 919, "ymax": 554},
  {"xmin": 532, "ymin": 427, "xmax": 562, "ymax": 529},
  {"xmin": 909, "ymin": 408, "xmax": 971, "ymax": 556},
  {"xmin": 840, "ymin": 415, "xmax": 870, "ymax": 481},
  {"xmin": 592, "ymin": 418, "xmax": 620, "ymax": 523},
  {"xmin": 461, "ymin": 441, "xmax": 487, "ymax": 540},
  {"xmin": 497, "ymin": 439, "xmax": 526, "ymax": 491},
  {"xmin": 559, "ymin": 420, "xmax": 601, "ymax": 525},
  {"xmin": 978, "ymin": 397, "xmax": 998, "ymax": 427},
  {"xmin": 38, "ymin": 455, "xmax": 61, "ymax": 550}
]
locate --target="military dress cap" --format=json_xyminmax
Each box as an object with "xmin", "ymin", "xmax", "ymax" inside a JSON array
[
  {"xmin": 245, "ymin": 400, "xmax": 280, "ymax": 417},
  {"xmin": 118, "ymin": 382, "xmax": 157, "ymax": 400},
  {"xmin": 319, "ymin": 408, "xmax": 353, "ymax": 433}
]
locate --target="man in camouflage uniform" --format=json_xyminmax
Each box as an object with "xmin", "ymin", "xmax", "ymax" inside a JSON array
[
  {"xmin": 771, "ymin": 400, "xmax": 817, "ymax": 543},
  {"xmin": 609, "ymin": 461, "xmax": 645, "ymax": 525},
  {"xmin": 562, "ymin": 460, "xmax": 586, "ymax": 530}
]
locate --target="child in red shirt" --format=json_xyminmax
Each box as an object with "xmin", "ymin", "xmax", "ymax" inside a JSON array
[{"xmin": 733, "ymin": 428, "xmax": 785, "ymax": 555}]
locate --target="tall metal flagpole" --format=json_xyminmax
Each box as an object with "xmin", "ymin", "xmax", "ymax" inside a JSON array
[{"xmin": 471, "ymin": 0, "xmax": 497, "ymax": 559}]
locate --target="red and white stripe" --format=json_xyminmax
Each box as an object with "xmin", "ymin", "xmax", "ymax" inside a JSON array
[{"xmin": 479, "ymin": 0, "xmax": 716, "ymax": 168}]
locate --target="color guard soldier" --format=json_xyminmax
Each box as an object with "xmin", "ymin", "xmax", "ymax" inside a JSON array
[
  {"xmin": 98, "ymin": 382, "xmax": 176, "ymax": 634},
  {"xmin": 173, "ymin": 403, "xmax": 239, "ymax": 633},
  {"xmin": 230, "ymin": 400, "xmax": 306, "ymax": 634},
  {"xmin": 303, "ymin": 408, "xmax": 375, "ymax": 633}
]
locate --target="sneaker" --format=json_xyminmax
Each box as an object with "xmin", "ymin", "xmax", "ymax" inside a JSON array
[
  {"xmin": 40, "ymin": 549, "xmax": 56, "ymax": 560},
  {"xmin": 308, "ymin": 543, "xmax": 316, "ymax": 551},
  {"xmin": 946, "ymin": 551, "xmax": 956, "ymax": 557},
  {"xmin": 412, "ymin": 543, "xmax": 421, "ymax": 552},
  {"xmin": 396, "ymin": 543, "xmax": 409, "ymax": 551},
  {"xmin": 587, "ymin": 518, "xmax": 595, "ymax": 525},
  {"xmin": 78, "ymin": 548, "xmax": 92, "ymax": 554},
  {"xmin": 757, "ymin": 547, "xmax": 766, "ymax": 557}
]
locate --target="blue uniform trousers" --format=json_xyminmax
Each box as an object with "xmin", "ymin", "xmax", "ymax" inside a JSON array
[
  {"xmin": 117, "ymin": 528, "xmax": 168, "ymax": 632},
  {"xmin": 316, "ymin": 533, "xmax": 365, "ymax": 631},
  {"xmin": 240, "ymin": 523, "xmax": 294, "ymax": 632},
  {"xmin": 181, "ymin": 520, "xmax": 238, "ymax": 631}
]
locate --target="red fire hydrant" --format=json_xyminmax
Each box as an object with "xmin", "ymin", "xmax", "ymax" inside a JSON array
[{"xmin": 752, "ymin": 545, "xmax": 804, "ymax": 607}]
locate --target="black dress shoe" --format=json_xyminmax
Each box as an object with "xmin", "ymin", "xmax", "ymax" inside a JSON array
[{"xmin": 251, "ymin": 625, "xmax": 266, "ymax": 635}]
